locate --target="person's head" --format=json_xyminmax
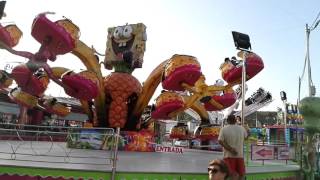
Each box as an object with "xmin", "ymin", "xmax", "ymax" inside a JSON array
[
  {"xmin": 226, "ymin": 115, "xmax": 237, "ymax": 125},
  {"xmin": 236, "ymin": 115, "xmax": 241, "ymax": 124},
  {"xmin": 214, "ymin": 79, "xmax": 224, "ymax": 86},
  {"xmin": 208, "ymin": 159, "xmax": 229, "ymax": 180}
]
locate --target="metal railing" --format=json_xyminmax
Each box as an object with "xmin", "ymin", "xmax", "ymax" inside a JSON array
[{"xmin": 0, "ymin": 123, "xmax": 120, "ymax": 180}]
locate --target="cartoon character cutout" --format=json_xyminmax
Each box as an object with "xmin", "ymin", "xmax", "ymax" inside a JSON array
[{"xmin": 104, "ymin": 23, "xmax": 147, "ymax": 71}]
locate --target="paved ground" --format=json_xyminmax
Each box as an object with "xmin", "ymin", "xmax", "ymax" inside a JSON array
[
  {"xmin": 115, "ymin": 150, "xmax": 299, "ymax": 174},
  {"xmin": 0, "ymin": 141, "xmax": 299, "ymax": 174}
]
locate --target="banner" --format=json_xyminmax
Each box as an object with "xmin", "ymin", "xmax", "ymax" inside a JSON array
[
  {"xmin": 251, "ymin": 145, "xmax": 274, "ymax": 160},
  {"xmin": 277, "ymin": 145, "xmax": 290, "ymax": 160},
  {"xmin": 121, "ymin": 130, "xmax": 155, "ymax": 152},
  {"xmin": 67, "ymin": 129, "xmax": 155, "ymax": 152}
]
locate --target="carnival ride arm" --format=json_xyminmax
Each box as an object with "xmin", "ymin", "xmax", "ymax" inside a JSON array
[
  {"xmin": 208, "ymin": 99, "xmax": 224, "ymax": 109},
  {"xmin": 72, "ymin": 40, "xmax": 102, "ymax": 74},
  {"xmin": 71, "ymin": 40, "xmax": 106, "ymax": 123},
  {"xmin": 50, "ymin": 67, "xmax": 71, "ymax": 78},
  {"xmin": 166, "ymin": 74, "xmax": 237, "ymax": 118},
  {"xmin": 180, "ymin": 77, "xmax": 233, "ymax": 112},
  {"xmin": 0, "ymin": 41, "xmax": 34, "ymax": 59},
  {"xmin": 132, "ymin": 60, "xmax": 168, "ymax": 117},
  {"xmin": 41, "ymin": 63, "xmax": 66, "ymax": 88},
  {"xmin": 187, "ymin": 98, "xmax": 209, "ymax": 120}
]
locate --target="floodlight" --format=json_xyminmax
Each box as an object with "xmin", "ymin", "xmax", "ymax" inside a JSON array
[
  {"xmin": 0, "ymin": 1, "xmax": 6, "ymax": 19},
  {"xmin": 280, "ymin": 91, "xmax": 287, "ymax": 101},
  {"xmin": 232, "ymin": 31, "xmax": 251, "ymax": 50}
]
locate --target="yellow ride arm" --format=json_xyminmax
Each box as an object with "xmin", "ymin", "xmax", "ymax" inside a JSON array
[
  {"xmin": 132, "ymin": 60, "xmax": 168, "ymax": 117},
  {"xmin": 71, "ymin": 40, "xmax": 106, "ymax": 125},
  {"xmin": 187, "ymin": 97, "xmax": 209, "ymax": 120},
  {"xmin": 51, "ymin": 67, "xmax": 72, "ymax": 79}
]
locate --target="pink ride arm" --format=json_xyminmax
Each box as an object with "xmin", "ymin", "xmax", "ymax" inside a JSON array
[
  {"xmin": 40, "ymin": 63, "xmax": 71, "ymax": 91},
  {"xmin": 0, "ymin": 41, "xmax": 34, "ymax": 59}
]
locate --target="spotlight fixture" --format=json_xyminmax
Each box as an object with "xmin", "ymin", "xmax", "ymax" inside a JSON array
[
  {"xmin": 0, "ymin": 1, "xmax": 6, "ymax": 19},
  {"xmin": 232, "ymin": 31, "xmax": 251, "ymax": 51},
  {"xmin": 280, "ymin": 91, "xmax": 287, "ymax": 101}
]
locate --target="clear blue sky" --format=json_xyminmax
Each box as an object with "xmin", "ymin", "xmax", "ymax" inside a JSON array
[{"xmin": 2, "ymin": 0, "xmax": 320, "ymax": 111}]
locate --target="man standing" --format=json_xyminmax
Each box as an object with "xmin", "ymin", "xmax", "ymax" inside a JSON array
[{"xmin": 218, "ymin": 115, "xmax": 248, "ymax": 180}]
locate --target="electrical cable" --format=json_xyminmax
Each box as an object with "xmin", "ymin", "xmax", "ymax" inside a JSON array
[
  {"xmin": 311, "ymin": 11, "xmax": 320, "ymax": 29},
  {"xmin": 300, "ymin": 53, "xmax": 307, "ymax": 81}
]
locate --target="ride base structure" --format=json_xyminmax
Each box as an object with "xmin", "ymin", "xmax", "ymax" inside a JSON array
[
  {"xmin": 0, "ymin": 123, "xmax": 299, "ymax": 180},
  {"xmin": 0, "ymin": 9, "xmax": 300, "ymax": 180}
]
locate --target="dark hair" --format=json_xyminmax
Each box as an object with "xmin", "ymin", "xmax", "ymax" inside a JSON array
[
  {"xmin": 227, "ymin": 115, "xmax": 236, "ymax": 124},
  {"xmin": 209, "ymin": 159, "xmax": 229, "ymax": 176}
]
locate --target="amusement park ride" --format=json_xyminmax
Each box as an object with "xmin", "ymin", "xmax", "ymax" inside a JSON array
[
  {"xmin": 234, "ymin": 87, "xmax": 273, "ymax": 118},
  {"xmin": 0, "ymin": 6, "xmax": 265, "ymax": 136},
  {"xmin": 0, "ymin": 3, "xmax": 306, "ymax": 180}
]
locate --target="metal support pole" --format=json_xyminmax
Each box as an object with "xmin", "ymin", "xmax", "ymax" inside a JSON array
[
  {"xmin": 246, "ymin": 141, "xmax": 249, "ymax": 166},
  {"xmin": 283, "ymin": 100, "xmax": 287, "ymax": 144},
  {"xmin": 255, "ymin": 111, "xmax": 258, "ymax": 128},
  {"xmin": 241, "ymin": 51, "xmax": 247, "ymax": 126},
  {"xmin": 111, "ymin": 127, "xmax": 120, "ymax": 180},
  {"xmin": 306, "ymin": 24, "xmax": 313, "ymax": 97},
  {"xmin": 298, "ymin": 77, "xmax": 301, "ymax": 106}
]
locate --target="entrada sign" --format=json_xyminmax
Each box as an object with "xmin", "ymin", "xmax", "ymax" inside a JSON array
[{"xmin": 155, "ymin": 145, "xmax": 183, "ymax": 154}]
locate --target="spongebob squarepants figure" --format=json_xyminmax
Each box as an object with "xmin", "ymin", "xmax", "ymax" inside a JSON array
[{"xmin": 104, "ymin": 23, "xmax": 147, "ymax": 73}]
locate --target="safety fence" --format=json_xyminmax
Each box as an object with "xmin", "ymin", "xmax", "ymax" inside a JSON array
[{"xmin": 0, "ymin": 123, "xmax": 120, "ymax": 180}]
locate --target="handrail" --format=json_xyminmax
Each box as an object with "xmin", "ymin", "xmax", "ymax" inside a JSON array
[{"xmin": 0, "ymin": 124, "xmax": 118, "ymax": 169}]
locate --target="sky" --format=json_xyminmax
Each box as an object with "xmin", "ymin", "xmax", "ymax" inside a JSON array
[{"xmin": 1, "ymin": 0, "xmax": 320, "ymax": 112}]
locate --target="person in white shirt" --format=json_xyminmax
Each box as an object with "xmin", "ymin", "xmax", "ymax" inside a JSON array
[{"xmin": 218, "ymin": 115, "xmax": 248, "ymax": 180}]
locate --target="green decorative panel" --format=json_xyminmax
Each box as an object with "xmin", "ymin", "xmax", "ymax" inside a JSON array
[
  {"xmin": 116, "ymin": 173, "xmax": 181, "ymax": 180},
  {"xmin": 246, "ymin": 171, "xmax": 298, "ymax": 180},
  {"xmin": 116, "ymin": 173, "xmax": 207, "ymax": 180},
  {"xmin": 0, "ymin": 166, "xmax": 110, "ymax": 180},
  {"xmin": 0, "ymin": 165, "xmax": 298, "ymax": 180}
]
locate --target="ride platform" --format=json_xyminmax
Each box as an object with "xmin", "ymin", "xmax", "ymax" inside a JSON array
[{"xmin": 0, "ymin": 141, "xmax": 300, "ymax": 180}]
